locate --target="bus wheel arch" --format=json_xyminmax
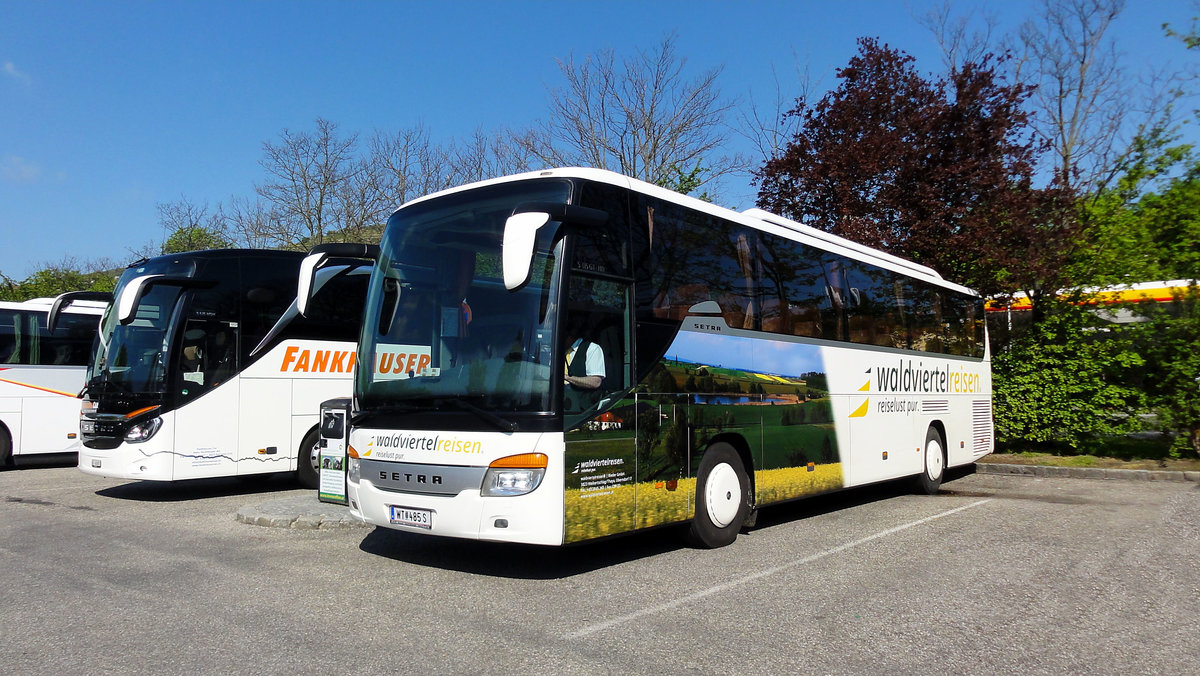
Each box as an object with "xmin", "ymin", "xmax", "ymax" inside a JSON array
[
  {"xmin": 705, "ymin": 432, "xmax": 756, "ymax": 498},
  {"xmin": 296, "ymin": 426, "xmax": 321, "ymax": 489},
  {"xmin": 0, "ymin": 423, "xmax": 12, "ymax": 468},
  {"xmin": 688, "ymin": 441, "xmax": 752, "ymax": 548},
  {"xmin": 916, "ymin": 424, "xmax": 946, "ymax": 495}
]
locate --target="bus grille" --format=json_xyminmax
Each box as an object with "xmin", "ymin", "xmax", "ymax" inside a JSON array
[
  {"xmin": 972, "ymin": 400, "xmax": 993, "ymax": 454},
  {"xmin": 922, "ymin": 400, "xmax": 949, "ymax": 413}
]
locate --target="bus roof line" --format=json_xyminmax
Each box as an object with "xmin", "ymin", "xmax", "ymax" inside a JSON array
[
  {"xmin": 396, "ymin": 167, "xmax": 975, "ymax": 295},
  {"xmin": 739, "ymin": 208, "xmax": 943, "ymax": 281}
]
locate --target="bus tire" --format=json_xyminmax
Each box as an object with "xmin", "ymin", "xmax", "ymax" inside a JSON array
[
  {"xmin": 916, "ymin": 426, "xmax": 945, "ymax": 495},
  {"xmin": 297, "ymin": 428, "xmax": 321, "ymax": 489},
  {"xmin": 688, "ymin": 443, "xmax": 750, "ymax": 548},
  {"xmin": 0, "ymin": 424, "xmax": 12, "ymax": 469}
]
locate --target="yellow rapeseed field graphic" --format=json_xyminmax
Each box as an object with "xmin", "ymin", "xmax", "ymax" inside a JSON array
[
  {"xmin": 754, "ymin": 463, "xmax": 844, "ymax": 503},
  {"xmin": 563, "ymin": 463, "xmax": 844, "ymax": 542}
]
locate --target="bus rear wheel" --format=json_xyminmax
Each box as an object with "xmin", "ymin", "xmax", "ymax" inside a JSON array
[
  {"xmin": 297, "ymin": 428, "xmax": 321, "ymax": 489},
  {"xmin": 916, "ymin": 426, "xmax": 945, "ymax": 495},
  {"xmin": 688, "ymin": 443, "xmax": 751, "ymax": 548}
]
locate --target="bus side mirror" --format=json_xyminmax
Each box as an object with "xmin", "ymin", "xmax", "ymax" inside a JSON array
[
  {"xmin": 502, "ymin": 212, "xmax": 551, "ymax": 291},
  {"xmin": 117, "ymin": 276, "xmax": 217, "ymax": 325},
  {"xmin": 299, "ymin": 243, "xmax": 380, "ymax": 316},
  {"xmin": 117, "ymin": 275, "xmax": 165, "ymax": 325},
  {"xmin": 502, "ymin": 203, "xmax": 608, "ymax": 291}
]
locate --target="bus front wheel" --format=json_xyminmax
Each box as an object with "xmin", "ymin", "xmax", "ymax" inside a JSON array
[
  {"xmin": 916, "ymin": 426, "xmax": 945, "ymax": 495},
  {"xmin": 688, "ymin": 443, "xmax": 751, "ymax": 548},
  {"xmin": 297, "ymin": 428, "xmax": 320, "ymax": 489}
]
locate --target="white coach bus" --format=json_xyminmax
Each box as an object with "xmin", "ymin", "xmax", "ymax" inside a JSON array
[
  {"xmin": 77, "ymin": 248, "xmax": 372, "ymax": 487},
  {"xmin": 335, "ymin": 168, "xmax": 993, "ymax": 547},
  {"xmin": 1, "ymin": 295, "xmax": 108, "ymax": 466}
]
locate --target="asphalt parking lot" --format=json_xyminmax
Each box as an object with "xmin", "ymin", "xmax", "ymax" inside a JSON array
[{"xmin": 1, "ymin": 463, "xmax": 1197, "ymax": 674}]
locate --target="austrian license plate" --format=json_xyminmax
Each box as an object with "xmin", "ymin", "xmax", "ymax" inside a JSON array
[{"xmin": 389, "ymin": 505, "xmax": 433, "ymax": 529}]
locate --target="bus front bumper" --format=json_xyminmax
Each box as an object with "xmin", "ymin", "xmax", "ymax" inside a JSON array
[{"xmin": 347, "ymin": 475, "xmax": 565, "ymax": 546}]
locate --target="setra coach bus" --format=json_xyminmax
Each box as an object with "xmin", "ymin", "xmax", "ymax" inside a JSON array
[
  {"xmin": 76, "ymin": 248, "xmax": 370, "ymax": 487},
  {"xmin": 328, "ymin": 168, "xmax": 993, "ymax": 547}
]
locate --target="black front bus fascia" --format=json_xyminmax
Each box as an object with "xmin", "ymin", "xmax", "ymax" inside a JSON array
[{"xmin": 81, "ymin": 250, "xmax": 304, "ymax": 449}]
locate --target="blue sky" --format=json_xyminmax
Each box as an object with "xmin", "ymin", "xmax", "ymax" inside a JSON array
[{"xmin": 2, "ymin": 0, "xmax": 1194, "ymax": 279}]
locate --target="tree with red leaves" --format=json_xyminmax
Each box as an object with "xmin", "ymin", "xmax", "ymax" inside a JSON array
[{"xmin": 755, "ymin": 38, "xmax": 1076, "ymax": 309}]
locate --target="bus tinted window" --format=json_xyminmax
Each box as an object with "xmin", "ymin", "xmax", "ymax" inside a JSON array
[
  {"xmin": 290, "ymin": 273, "xmax": 370, "ymax": 342},
  {"xmin": 0, "ymin": 309, "xmax": 24, "ymax": 364},
  {"xmin": 38, "ymin": 311, "xmax": 97, "ymax": 366},
  {"xmin": 0, "ymin": 308, "xmax": 96, "ymax": 366},
  {"xmin": 641, "ymin": 197, "xmax": 755, "ymax": 328}
]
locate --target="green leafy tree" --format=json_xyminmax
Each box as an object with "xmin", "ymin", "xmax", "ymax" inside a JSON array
[
  {"xmin": 0, "ymin": 262, "xmax": 116, "ymax": 302},
  {"xmin": 992, "ymin": 299, "xmax": 1145, "ymax": 450},
  {"xmin": 162, "ymin": 225, "xmax": 232, "ymax": 254},
  {"xmin": 635, "ymin": 405, "xmax": 661, "ymax": 470},
  {"xmin": 1133, "ymin": 285, "xmax": 1200, "ymax": 457}
]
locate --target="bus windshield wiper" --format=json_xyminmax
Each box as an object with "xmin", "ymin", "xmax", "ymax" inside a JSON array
[
  {"xmin": 440, "ymin": 398, "xmax": 518, "ymax": 432},
  {"xmin": 86, "ymin": 372, "xmax": 132, "ymax": 396}
]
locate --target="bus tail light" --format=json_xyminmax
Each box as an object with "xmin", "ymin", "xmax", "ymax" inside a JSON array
[{"xmin": 481, "ymin": 453, "xmax": 548, "ymax": 497}]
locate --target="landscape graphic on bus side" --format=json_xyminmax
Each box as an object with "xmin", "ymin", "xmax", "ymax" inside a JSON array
[{"xmin": 564, "ymin": 331, "xmax": 843, "ymax": 543}]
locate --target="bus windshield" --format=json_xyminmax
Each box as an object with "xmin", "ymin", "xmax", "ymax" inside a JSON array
[
  {"xmin": 357, "ymin": 180, "xmax": 571, "ymax": 415},
  {"xmin": 89, "ymin": 258, "xmax": 198, "ymax": 395}
]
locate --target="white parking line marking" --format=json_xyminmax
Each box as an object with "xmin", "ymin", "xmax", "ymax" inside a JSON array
[{"xmin": 565, "ymin": 498, "xmax": 992, "ymax": 639}]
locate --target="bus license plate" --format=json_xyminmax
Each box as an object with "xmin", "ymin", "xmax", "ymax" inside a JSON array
[{"xmin": 389, "ymin": 506, "xmax": 433, "ymax": 529}]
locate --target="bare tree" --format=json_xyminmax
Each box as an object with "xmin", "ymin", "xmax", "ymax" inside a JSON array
[
  {"xmin": 513, "ymin": 33, "xmax": 740, "ymax": 194},
  {"xmin": 222, "ymin": 195, "xmax": 293, "ymax": 249},
  {"xmin": 736, "ymin": 58, "xmax": 818, "ymax": 166},
  {"xmin": 448, "ymin": 127, "xmax": 540, "ymax": 185},
  {"xmin": 1013, "ymin": 0, "xmax": 1132, "ymax": 191},
  {"xmin": 256, "ymin": 118, "xmax": 361, "ymax": 246},
  {"xmin": 368, "ymin": 124, "xmax": 455, "ymax": 210},
  {"xmin": 917, "ymin": 0, "xmax": 1000, "ymax": 72}
]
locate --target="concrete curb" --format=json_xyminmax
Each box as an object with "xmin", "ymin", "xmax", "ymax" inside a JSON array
[
  {"xmin": 976, "ymin": 462, "xmax": 1200, "ymax": 483},
  {"xmin": 235, "ymin": 494, "xmax": 372, "ymax": 530}
]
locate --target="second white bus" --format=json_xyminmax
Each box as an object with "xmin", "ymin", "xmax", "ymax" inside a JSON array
[{"xmin": 77, "ymin": 248, "xmax": 370, "ymax": 487}]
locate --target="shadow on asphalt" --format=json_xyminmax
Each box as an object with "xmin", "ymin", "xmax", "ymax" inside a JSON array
[
  {"xmin": 358, "ymin": 466, "xmax": 981, "ymax": 579},
  {"xmin": 96, "ymin": 472, "xmax": 303, "ymax": 502}
]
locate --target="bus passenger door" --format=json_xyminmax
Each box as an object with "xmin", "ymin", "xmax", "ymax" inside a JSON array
[
  {"xmin": 634, "ymin": 393, "xmax": 691, "ymax": 530},
  {"xmin": 171, "ymin": 319, "xmax": 241, "ymax": 479}
]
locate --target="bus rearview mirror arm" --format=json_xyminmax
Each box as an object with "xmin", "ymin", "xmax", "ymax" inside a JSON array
[{"xmin": 48, "ymin": 291, "xmax": 113, "ymax": 332}]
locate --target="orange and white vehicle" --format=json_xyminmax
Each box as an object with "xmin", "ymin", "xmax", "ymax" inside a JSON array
[
  {"xmin": 1, "ymin": 296, "xmax": 107, "ymax": 467},
  {"xmin": 77, "ymin": 248, "xmax": 371, "ymax": 487},
  {"xmin": 987, "ymin": 280, "xmax": 1194, "ymax": 324}
]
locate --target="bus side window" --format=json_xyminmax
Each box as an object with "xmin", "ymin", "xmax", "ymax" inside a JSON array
[{"xmin": 0, "ymin": 309, "xmax": 20, "ymax": 364}]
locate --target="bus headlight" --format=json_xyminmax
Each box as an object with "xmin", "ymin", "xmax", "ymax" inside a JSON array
[
  {"xmin": 348, "ymin": 457, "xmax": 360, "ymax": 483},
  {"xmin": 481, "ymin": 453, "xmax": 548, "ymax": 497},
  {"xmin": 124, "ymin": 417, "xmax": 162, "ymax": 443}
]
